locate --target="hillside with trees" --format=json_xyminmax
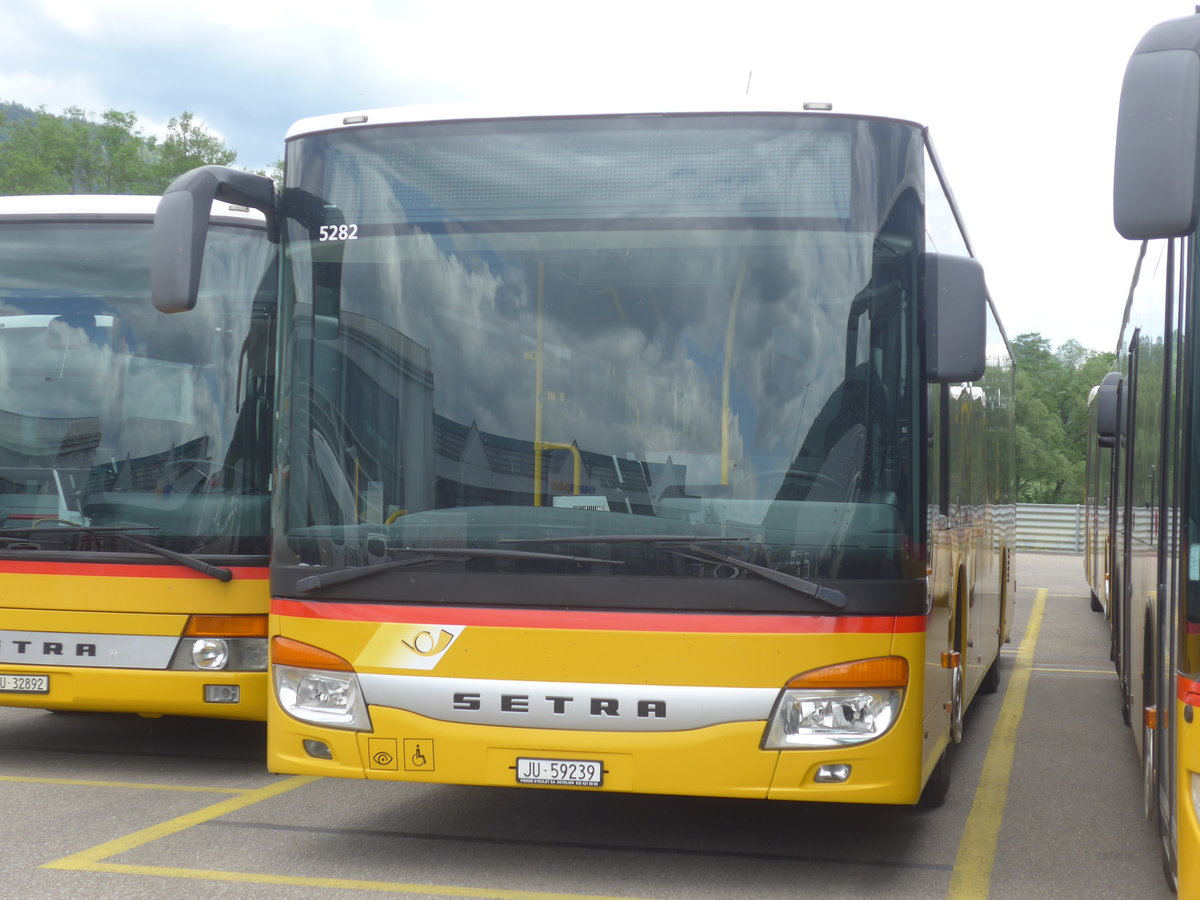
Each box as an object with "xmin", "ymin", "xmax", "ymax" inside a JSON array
[
  {"xmin": 1012, "ymin": 333, "xmax": 1116, "ymax": 504},
  {"xmin": 0, "ymin": 101, "xmax": 244, "ymax": 194}
]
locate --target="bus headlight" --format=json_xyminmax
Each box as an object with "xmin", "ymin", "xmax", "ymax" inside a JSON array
[
  {"xmin": 763, "ymin": 689, "xmax": 902, "ymax": 748},
  {"xmin": 169, "ymin": 615, "xmax": 269, "ymax": 671},
  {"xmin": 192, "ymin": 638, "xmax": 229, "ymax": 669},
  {"xmin": 169, "ymin": 637, "xmax": 268, "ymax": 671},
  {"xmin": 762, "ymin": 656, "xmax": 907, "ymax": 749},
  {"xmin": 274, "ymin": 664, "xmax": 371, "ymax": 730}
]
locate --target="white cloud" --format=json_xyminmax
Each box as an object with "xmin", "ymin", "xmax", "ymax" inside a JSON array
[{"xmin": 2, "ymin": 0, "xmax": 1191, "ymax": 351}]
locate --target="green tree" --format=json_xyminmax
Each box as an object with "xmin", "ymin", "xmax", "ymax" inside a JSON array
[
  {"xmin": 90, "ymin": 109, "xmax": 158, "ymax": 193},
  {"xmin": 0, "ymin": 105, "xmax": 89, "ymax": 193},
  {"xmin": 1011, "ymin": 332, "xmax": 1116, "ymax": 503},
  {"xmin": 0, "ymin": 104, "xmax": 243, "ymax": 195},
  {"xmin": 154, "ymin": 111, "xmax": 237, "ymax": 184}
]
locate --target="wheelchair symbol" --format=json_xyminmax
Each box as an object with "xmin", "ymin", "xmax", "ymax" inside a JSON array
[{"xmin": 403, "ymin": 739, "xmax": 434, "ymax": 771}]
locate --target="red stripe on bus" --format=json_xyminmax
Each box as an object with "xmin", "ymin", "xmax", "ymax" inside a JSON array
[
  {"xmin": 0, "ymin": 561, "xmax": 268, "ymax": 580},
  {"xmin": 272, "ymin": 598, "xmax": 927, "ymax": 634}
]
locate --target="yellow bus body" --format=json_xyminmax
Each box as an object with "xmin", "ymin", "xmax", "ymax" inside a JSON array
[
  {"xmin": 0, "ymin": 561, "xmax": 269, "ymax": 720},
  {"xmin": 269, "ymin": 603, "xmax": 946, "ymax": 804},
  {"xmin": 1178, "ymin": 680, "xmax": 1200, "ymax": 896}
]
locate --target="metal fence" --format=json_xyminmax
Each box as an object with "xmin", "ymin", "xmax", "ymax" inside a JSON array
[{"xmin": 1015, "ymin": 503, "xmax": 1085, "ymax": 554}]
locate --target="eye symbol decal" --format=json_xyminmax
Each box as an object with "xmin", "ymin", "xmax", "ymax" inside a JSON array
[{"xmin": 401, "ymin": 629, "xmax": 456, "ymax": 657}]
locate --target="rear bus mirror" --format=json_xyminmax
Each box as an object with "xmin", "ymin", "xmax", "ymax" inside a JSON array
[
  {"xmin": 152, "ymin": 166, "xmax": 277, "ymax": 313},
  {"xmin": 1113, "ymin": 17, "xmax": 1200, "ymax": 239},
  {"xmin": 923, "ymin": 253, "xmax": 986, "ymax": 384},
  {"xmin": 1095, "ymin": 371, "xmax": 1123, "ymax": 449}
]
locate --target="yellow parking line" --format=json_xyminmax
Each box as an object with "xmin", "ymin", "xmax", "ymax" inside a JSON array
[
  {"xmin": 41, "ymin": 772, "xmax": 654, "ymax": 899},
  {"xmin": 947, "ymin": 587, "xmax": 1047, "ymax": 899},
  {"xmin": 57, "ymin": 862, "xmax": 657, "ymax": 899},
  {"xmin": 43, "ymin": 774, "xmax": 317, "ymax": 869},
  {"xmin": 0, "ymin": 775, "xmax": 245, "ymax": 793}
]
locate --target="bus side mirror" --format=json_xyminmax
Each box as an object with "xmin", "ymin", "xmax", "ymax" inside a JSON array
[
  {"xmin": 152, "ymin": 166, "xmax": 277, "ymax": 313},
  {"xmin": 923, "ymin": 253, "xmax": 986, "ymax": 384},
  {"xmin": 1114, "ymin": 17, "xmax": 1200, "ymax": 239},
  {"xmin": 1096, "ymin": 371, "xmax": 1123, "ymax": 449}
]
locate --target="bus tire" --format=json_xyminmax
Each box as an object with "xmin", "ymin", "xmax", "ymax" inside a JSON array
[
  {"xmin": 1090, "ymin": 590, "xmax": 1103, "ymax": 612},
  {"xmin": 918, "ymin": 740, "xmax": 953, "ymax": 808},
  {"xmin": 979, "ymin": 653, "xmax": 1001, "ymax": 695},
  {"xmin": 950, "ymin": 584, "xmax": 966, "ymax": 742}
]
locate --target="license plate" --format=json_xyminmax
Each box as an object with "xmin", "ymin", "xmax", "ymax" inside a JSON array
[
  {"xmin": 516, "ymin": 757, "xmax": 604, "ymax": 787},
  {"xmin": 0, "ymin": 673, "xmax": 49, "ymax": 693}
]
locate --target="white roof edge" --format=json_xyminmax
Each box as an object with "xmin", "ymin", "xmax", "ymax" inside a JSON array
[
  {"xmin": 0, "ymin": 194, "xmax": 265, "ymax": 224},
  {"xmin": 285, "ymin": 100, "xmax": 922, "ymax": 141}
]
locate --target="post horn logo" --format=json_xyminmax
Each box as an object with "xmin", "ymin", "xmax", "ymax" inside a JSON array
[{"xmin": 401, "ymin": 628, "xmax": 456, "ymax": 657}]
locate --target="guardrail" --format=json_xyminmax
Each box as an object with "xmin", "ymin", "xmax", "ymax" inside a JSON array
[{"xmin": 1016, "ymin": 503, "xmax": 1085, "ymax": 554}]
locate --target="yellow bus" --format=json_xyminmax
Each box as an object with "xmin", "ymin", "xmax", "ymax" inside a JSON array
[
  {"xmin": 1084, "ymin": 374, "xmax": 1119, "ymax": 623},
  {"xmin": 1088, "ymin": 12, "xmax": 1200, "ymax": 893},
  {"xmin": 154, "ymin": 107, "xmax": 1016, "ymax": 805},
  {"xmin": 0, "ymin": 194, "xmax": 274, "ymax": 720}
]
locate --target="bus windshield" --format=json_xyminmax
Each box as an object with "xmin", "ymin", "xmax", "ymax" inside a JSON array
[
  {"xmin": 277, "ymin": 113, "xmax": 925, "ymax": 599},
  {"xmin": 0, "ymin": 219, "xmax": 274, "ymax": 555}
]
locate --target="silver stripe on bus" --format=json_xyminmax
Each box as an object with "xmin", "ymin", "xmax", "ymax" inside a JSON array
[
  {"xmin": 0, "ymin": 630, "xmax": 178, "ymax": 669},
  {"xmin": 358, "ymin": 673, "xmax": 780, "ymax": 732}
]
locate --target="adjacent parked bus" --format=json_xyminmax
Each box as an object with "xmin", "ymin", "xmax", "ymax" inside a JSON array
[
  {"xmin": 154, "ymin": 104, "xmax": 1016, "ymax": 805},
  {"xmin": 1085, "ymin": 370, "xmax": 1121, "ymax": 626},
  {"xmin": 1084, "ymin": 380, "xmax": 1111, "ymax": 616},
  {"xmin": 0, "ymin": 195, "xmax": 274, "ymax": 720},
  {"xmin": 1088, "ymin": 12, "xmax": 1200, "ymax": 892}
]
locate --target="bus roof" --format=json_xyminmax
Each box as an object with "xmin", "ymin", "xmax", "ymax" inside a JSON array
[
  {"xmin": 0, "ymin": 194, "xmax": 265, "ymax": 226},
  {"xmin": 285, "ymin": 101, "xmax": 925, "ymax": 142}
]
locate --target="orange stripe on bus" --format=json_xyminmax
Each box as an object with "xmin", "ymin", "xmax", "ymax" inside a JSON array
[
  {"xmin": 0, "ymin": 561, "xmax": 268, "ymax": 579},
  {"xmin": 1178, "ymin": 673, "xmax": 1200, "ymax": 707},
  {"xmin": 272, "ymin": 598, "xmax": 927, "ymax": 634}
]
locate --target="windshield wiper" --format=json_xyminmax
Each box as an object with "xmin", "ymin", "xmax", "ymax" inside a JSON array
[
  {"xmin": 677, "ymin": 542, "xmax": 847, "ymax": 609},
  {"xmin": 0, "ymin": 524, "xmax": 234, "ymax": 582},
  {"xmin": 501, "ymin": 534, "xmax": 846, "ymax": 609},
  {"xmin": 295, "ymin": 546, "xmax": 626, "ymax": 594}
]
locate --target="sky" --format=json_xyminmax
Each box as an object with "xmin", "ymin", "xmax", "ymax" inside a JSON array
[{"xmin": 1, "ymin": 0, "xmax": 1193, "ymax": 353}]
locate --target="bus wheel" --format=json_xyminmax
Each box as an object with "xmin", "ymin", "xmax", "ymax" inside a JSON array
[
  {"xmin": 1090, "ymin": 590, "xmax": 1103, "ymax": 612},
  {"xmin": 918, "ymin": 740, "xmax": 953, "ymax": 808},
  {"xmin": 979, "ymin": 653, "xmax": 1001, "ymax": 694},
  {"xmin": 1161, "ymin": 836, "xmax": 1178, "ymax": 893}
]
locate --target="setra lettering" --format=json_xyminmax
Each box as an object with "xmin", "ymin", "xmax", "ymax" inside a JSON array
[
  {"xmin": 590, "ymin": 698, "xmax": 619, "ymax": 716},
  {"xmin": 449, "ymin": 690, "xmax": 666, "ymax": 718},
  {"xmin": 637, "ymin": 700, "xmax": 667, "ymax": 718},
  {"xmin": 1, "ymin": 639, "xmax": 99, "ymax": 657},
  {"xmin": 452, "ymin": 692, "xmax": 482, "ymax": 711},
  {"xmin": 500, "ymin": 694, "xmax": 529, "ymax": 713}
]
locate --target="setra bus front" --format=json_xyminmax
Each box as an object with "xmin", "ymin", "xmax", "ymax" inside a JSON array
[
  {"xmin": 0, "ymin": 195, "xmax": 276, "ymax": 720},
  {"xmin": 156, "ymin": 107, "xmax": 1001, "ymax": 800}
]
